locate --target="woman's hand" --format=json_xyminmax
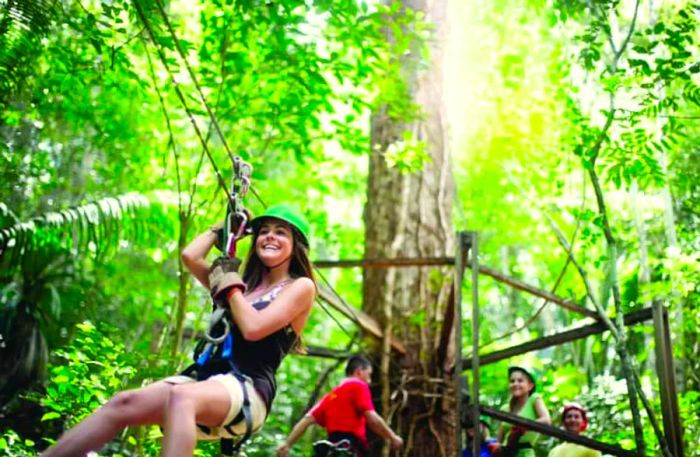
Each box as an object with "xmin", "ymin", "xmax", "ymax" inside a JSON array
[{"xmin": 209, "ymin": 257, "xmax": 246, "ymax": 299}]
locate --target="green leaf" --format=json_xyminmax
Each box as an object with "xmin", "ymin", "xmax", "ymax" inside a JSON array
[{"xmin": 41, "ymin": 412, "xmax": 61, "ymax": 421}]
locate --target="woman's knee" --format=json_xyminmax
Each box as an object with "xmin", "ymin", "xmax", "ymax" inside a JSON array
[
  {"xmin": 167, "ymin": 384, "xmax": 196, "ymax": 414},
  {"xmin": 102, "ymin": 390, "xmax": 143, "ymax": 426},
  {"xmin": 105, "ymin": 385, "xmax": 171, "ymax": 426}
]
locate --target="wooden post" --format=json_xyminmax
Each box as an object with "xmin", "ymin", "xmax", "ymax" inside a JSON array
[
  {"xmin": 454, "ymin": 232, "xmax": 468, "ymax": 456},
  {"xmin": 653, "ymin": 301, "xmax": 684, "ymax": 456},
  {"xmin": 469, "ymin": 231, "xmax": 480, "ymax": 457}
]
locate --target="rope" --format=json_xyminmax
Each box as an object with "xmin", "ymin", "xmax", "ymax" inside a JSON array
[
  {"xmin": 132, "ymin": 0, "xmax": 230, "ymax": 203},
  {"xmin": 314, "ymin": 269, "xmax": 361, "ymax": 340},
  {"xmin": 151, "ymin": 0, "xmax": 236, "ymax": 167}
]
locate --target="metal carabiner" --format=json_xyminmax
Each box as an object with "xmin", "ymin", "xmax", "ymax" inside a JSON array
[
  {"xmin": 225, "ymin": 210, "xmax": 249, "ymax": 258},
  {"xmin": 205, "ymin": 307, "xmax": 230, "ymax": 344},
  {"xmin": 239, "ymin": 174, "xmax": 251, "ymax": 199}
]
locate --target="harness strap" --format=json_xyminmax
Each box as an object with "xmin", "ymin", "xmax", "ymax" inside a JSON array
[
  {"xmin": 181, "ymin": 325, "xmax": 255, "ymax": 456},
  {"xmin": 221, "ymin": 359, "xmax": 254, "ymax": 454}
]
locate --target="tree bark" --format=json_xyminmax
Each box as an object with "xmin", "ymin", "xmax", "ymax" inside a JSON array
[{"xmin": 364, "ymin": 1, "xmax": 455, "ymax": 455}]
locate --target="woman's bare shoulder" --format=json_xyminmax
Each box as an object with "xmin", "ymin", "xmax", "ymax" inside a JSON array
[{"xmin": 291, "ymin": 276, "xmax": 315, "ymax": 291}]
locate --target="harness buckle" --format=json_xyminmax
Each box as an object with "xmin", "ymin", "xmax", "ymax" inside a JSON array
[{"xmin": 205, "ymin": 307, "xmax": 230, "ymax": 344}]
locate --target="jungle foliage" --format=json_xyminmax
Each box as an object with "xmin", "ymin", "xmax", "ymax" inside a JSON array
[{"xmin": 0, "ymin": 0, "xmax": 699, "ymax": 456}]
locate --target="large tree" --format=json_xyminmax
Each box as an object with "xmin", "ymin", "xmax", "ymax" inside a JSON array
[{"xmin": 363, "ymin": 0, "xmax": 456, "ymax": 455}]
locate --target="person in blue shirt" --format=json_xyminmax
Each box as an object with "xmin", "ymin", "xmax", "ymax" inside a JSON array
[{"xmin": 463, "ymin": 418, "xmax": 501, "ymax": 457}]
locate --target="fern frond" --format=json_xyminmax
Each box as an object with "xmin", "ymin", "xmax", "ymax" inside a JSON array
[
  {"xmin": 0, "ymin": 202, "xmax": 19, "ymax": 229},
  {"xmin": 0, "ymin": 193, "xmax": 170, "ymax": 269}
]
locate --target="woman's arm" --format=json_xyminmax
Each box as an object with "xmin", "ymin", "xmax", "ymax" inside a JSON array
[
  {"xmin": 497, "ymin": 423, "xmax": 504, "ymax": 443},
  {"xmin": 226, "ymin": 277, "xmax": 315, "ymax": 341},
  {"xmin": 181, "ymin": 228, "xmax": 218, "ymax": 287},
  {"xmin": 534, "ymin": 396, "xmax": 551, "ymax": 424}
]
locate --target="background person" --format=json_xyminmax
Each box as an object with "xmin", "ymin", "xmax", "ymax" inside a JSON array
[
  {"xmin": 277, "ymin": 355, "xmax": 403, "ymax": 457},
  {"xmin": 548, "ymin": 403, "xmax": 601, "ymax": 457},
  {"xmin": 497, "ymin": 366, "xmax": 551, "ymax": 457},
  {"xmin": 463, "ymin": 417, "xmax": 501, "ymax": 457}
]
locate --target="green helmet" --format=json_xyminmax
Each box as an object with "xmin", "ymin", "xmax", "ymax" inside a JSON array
[
  {"xmin": 478, "ymin": 416, "xmax": 491, "ymax": 431},
  {"xmin": 508, "ymin": 366, "xmax": 537, "ymax": 393},
  {"xmin": 250, "ymin": 203, "xmax": 310, "ymax": 247}
]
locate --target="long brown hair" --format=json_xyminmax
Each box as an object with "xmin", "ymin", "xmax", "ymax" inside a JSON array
[{"xmin": 242, "ymin": 221, "xmax": 315, "ymax": 353}]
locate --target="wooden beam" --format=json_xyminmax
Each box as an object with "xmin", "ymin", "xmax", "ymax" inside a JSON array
[
  {"xmin": 475, "ymin": 265, "xmax": 599, "ymax": 319},
  {"xmin": 304, "ymin": 345, "xmax": 352, "ymax": 359},
  {"xmin": 313, "ymin": 257, "xmax": 455, "ymax": 269},
  {"xmin": 467, "ymin": 232, "xmax": 480, "ymax": 457},
  {"xmin": 313, "ymin": 257, "xmax": 597, "ymax": 319},
  {"xmin": 480, "ymin": 406, "xmax": 638, "ymax": 457},
  {"xmin": 463, "ymin": 307, "xmax": 653, "ymax": 367},
  {"xmin": 317, "ymin": 287, "xmax": 407, "ymax": 354}
]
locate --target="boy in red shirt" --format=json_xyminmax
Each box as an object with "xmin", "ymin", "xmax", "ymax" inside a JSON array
[{"xmin": 277, "ymin": 355, "xmax": 403, "ymax": 456}]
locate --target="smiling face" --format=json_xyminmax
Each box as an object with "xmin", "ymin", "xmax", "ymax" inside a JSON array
[
  {"xmin": 563, "ymin": 408, "xmax": 585, "ymax": 434},
  {"xmin": 255, "ymin": 219, "xmax": 294, "ymax": 268},
  {"xmin": 508, "ymin": 371, "xmax": 534, "ymax": 399}
]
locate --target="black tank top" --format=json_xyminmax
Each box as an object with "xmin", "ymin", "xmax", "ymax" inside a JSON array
[{"xmin": 230, "ymin": 280, "xmax": 298, "ymax": 410}]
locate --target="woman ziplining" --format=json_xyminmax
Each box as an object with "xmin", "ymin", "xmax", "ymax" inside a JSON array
[
  {"xmin": 37, "ymin": 4, "xmax": 367, "ymax": 454},
  {"xmin": 42, "ymin": 201, "xmax": 317, "ymax": 456}
]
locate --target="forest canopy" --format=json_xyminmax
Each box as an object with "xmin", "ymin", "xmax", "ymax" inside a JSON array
[{"xmin": 1, "ymin": 0, "xmax": 699, "ymax": 456}]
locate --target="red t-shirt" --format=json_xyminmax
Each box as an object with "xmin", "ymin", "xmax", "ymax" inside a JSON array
[{"xmin": 310, "ymin": 378, "xmax": 375, "ymax": 444}]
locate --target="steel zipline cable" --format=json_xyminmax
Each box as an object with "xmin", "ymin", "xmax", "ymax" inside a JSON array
[
  {"xmin": 132, "ymin": 0, "xmax": 359, "ymax": 341},
  {"xmin": 132, "ymin": 0, "xmax": 231, "ymax": 204}
]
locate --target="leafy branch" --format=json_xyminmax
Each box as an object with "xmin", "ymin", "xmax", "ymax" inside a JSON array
[{"xmin": 573, "ymin": 1, "xmax": 674, "ymax": 454}]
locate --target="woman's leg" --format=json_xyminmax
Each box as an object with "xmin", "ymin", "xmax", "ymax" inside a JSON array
[
  {"xmin": 42, "ymin": 381, "xmax": 173, "ymax": 457},
  {"xmin": 161, "ymin": 378, "xmax": 231, "ymax": 457}
]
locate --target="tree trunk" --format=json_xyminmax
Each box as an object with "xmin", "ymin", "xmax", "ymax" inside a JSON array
[{"xmin": 364, "ymin": 1, "xmax": 455, "ymax": 455}]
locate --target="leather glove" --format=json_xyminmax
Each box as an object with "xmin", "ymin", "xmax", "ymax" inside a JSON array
[{"xmin": 208, "ymin": 256, "xmax": 246, "ymax": 300}]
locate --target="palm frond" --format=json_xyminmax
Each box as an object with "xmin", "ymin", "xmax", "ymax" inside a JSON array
[
  {"xmin": 0, "ymin": 192, "xmax": 171, "ymax": 271},
  {"xmin": 0, "ymin": 201, "xmax": 19, "ymax": 229}
]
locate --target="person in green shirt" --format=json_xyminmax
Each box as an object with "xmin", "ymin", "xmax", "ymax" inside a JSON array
[
  {"xmin": 548, "ymin": 403, "xmax": 601, "ymax": 457},
  {"xmin": 497, "ymin": 366, "xmax": 551, "ymax": 457}
]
